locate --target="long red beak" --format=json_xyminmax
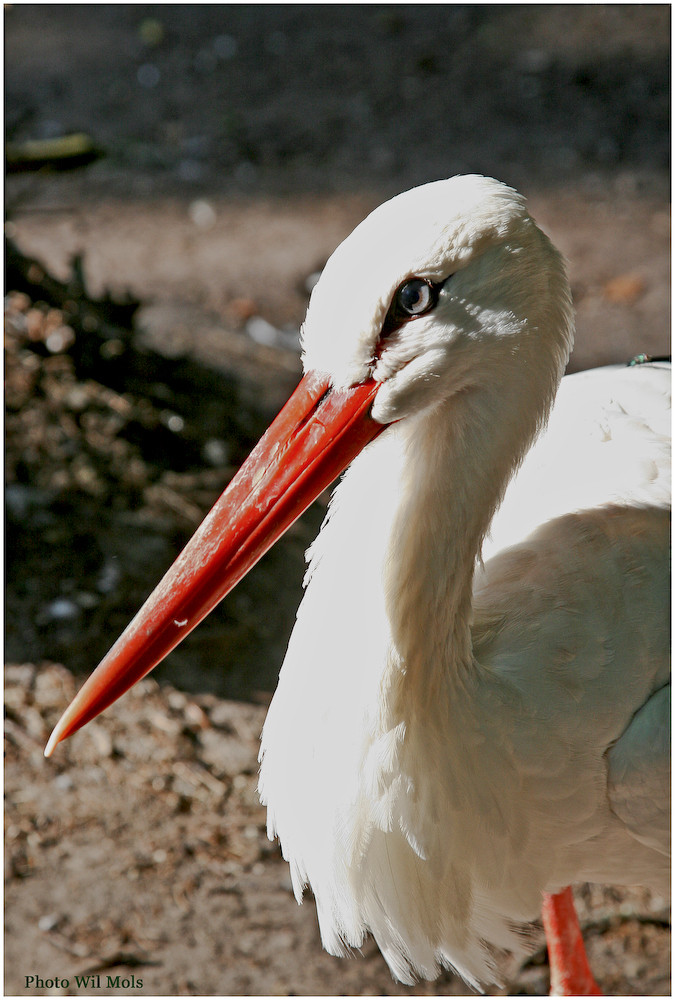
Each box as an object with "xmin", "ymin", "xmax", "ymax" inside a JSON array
[{"xmin": 45, "ymin": 371, "xmax": 384, "ymax": 757}]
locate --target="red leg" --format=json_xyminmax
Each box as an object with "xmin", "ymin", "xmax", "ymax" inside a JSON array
[{"xmin": 541, "ymin": 887, "xmax": 602, "ymax": 995}]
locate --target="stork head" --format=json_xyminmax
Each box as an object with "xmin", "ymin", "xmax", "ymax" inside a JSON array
[
  {"xmin": 45, "ymin": 176, "xmax": 573, "ymax": 756},
  {"xmin": 303, "ymin": 175, "xmax": 573, "ymax": 422}
]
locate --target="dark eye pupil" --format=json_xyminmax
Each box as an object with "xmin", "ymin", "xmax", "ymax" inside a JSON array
[
  {"xmin": 382, "ymin": 275, "xmax": 446, "ymax": 337},
  {"xmin": 398, "ymin": 279, "xmax": 431, "ymax": 315}
]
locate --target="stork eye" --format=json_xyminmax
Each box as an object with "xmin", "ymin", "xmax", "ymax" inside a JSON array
[
  {"xmin": 397, "ymin": 279, "xmax": 435, "ymax": 316},
  {"xmin": 381, "ymin": 276, "xmax": 446, "ymax": 338}
]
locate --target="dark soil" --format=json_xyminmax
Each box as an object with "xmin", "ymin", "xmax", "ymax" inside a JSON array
[{"xmin": 5, "ymin": 5, "xmax": 670, "ymax": 996}]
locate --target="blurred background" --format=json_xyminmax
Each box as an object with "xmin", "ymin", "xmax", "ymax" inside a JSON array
[{"xmin": 5, "ymin": 5, "xmax": 670, "ymax": 996}]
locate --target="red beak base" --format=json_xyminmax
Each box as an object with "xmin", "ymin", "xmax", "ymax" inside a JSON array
[{"xmin": 45, "ymin": 371, "xmax": 383, "ymax": 756}]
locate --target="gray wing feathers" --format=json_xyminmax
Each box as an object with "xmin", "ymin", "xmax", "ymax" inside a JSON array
[{"xmin": 607, "ymin": 684, "xmax": 671, "ymax": 857}]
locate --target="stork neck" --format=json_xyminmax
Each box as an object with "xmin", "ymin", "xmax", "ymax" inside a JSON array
[{"xmin": 384, "ymin": 379, "xmax": 542, "ymax": 710}]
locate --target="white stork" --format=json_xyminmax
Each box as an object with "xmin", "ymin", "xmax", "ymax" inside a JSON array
[{"xmin": 46, "ymin": 176, "xmax": 670, "ymax": 995}]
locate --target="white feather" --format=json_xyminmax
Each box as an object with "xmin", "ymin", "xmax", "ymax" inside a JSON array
[{"xmin": 258, "ymin": 176, "xmax": 670, "ymax": 987}]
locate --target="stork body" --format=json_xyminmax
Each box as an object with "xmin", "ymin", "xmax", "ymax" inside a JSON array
[
  {"xmin": 260, "ymin": 360, "xmax": 669, "ymax": 987},
  {"xmin": 46, "ymin": 177, "xmax": 670, "ymax": 992}
]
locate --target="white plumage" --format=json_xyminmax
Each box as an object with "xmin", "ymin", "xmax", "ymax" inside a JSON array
[
  {"xmin": 47, "ymin": 176, "xmax": 670, "ymax": 992},
  {"xmin": 258, "ymin": 177, "xmax": 670, "ymax": 987}
]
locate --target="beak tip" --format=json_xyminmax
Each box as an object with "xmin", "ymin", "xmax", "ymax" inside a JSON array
[{"xmin": 44, "ymin": 718, "xmax": 66, "ymax": 758}]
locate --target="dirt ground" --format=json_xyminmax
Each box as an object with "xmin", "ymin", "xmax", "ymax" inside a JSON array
[{"xmin": 4, "ymin": 5, "xmax": 670, "ymax": 997}]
